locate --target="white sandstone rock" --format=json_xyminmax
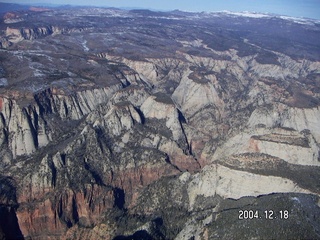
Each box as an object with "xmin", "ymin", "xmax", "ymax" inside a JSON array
[{"xmin": 187, "ymin": 164, "xmax": 312, "ymax": 210}]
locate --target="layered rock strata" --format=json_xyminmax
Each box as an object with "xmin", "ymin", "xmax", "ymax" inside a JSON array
[{"xmin": 0, "ymin": 5, "xmax": 319, "ymax": 239}]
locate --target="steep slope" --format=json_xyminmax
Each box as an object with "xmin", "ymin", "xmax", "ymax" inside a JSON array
[{"xmin": 0, "ymin": 4, "xmax": 320, "ymax": 239}]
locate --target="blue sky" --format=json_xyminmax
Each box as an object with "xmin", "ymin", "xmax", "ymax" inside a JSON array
[{"xmin": 2, "ymin": 0, "xmax": 320, "ymax": 19}]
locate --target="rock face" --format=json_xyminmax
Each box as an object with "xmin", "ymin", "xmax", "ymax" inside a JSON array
[
  {"xmin": 0, "ymin": 4, "xmax": 320, "ymax": 239},
  {"xmin": 213, "ymin": 125, "xmax": 320, "ymax": 166},
  {"xmin": 6, "ymin": 26, "xmax": 55, "ymax": 43},
  {"xmin": 0, "ymin": 84, "xmax": 122, "ymax": 160}
]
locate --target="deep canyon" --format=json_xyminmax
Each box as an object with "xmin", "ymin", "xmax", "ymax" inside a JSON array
[{"xmin": 0, "ymin": 4, "xmax": 320, "ymax": 239}]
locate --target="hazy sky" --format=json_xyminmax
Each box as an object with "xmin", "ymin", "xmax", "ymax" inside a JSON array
[{"xmin": 2, "ymin": 0, "xmax": 320, "ymax": 19}]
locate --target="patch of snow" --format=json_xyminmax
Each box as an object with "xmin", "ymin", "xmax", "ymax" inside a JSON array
[
  {"xmin": 67, "ymin": 71, "xmax": 77, "ymax": 77},
  {"xmin": 147, "ymin": 16, "xmax": 183, "ymax": 20},
  {"xmin": 221, "ymin": 11, "xmax": 270, "ymax": 19},
  {"xmin": 87, "ymin": 59, "xmax": 99, "ymax": 65},
  {"xmin": 51, "ymin": 77, "xmax": 89, "ymax": 88},
  {"xmin": 33, "ymin": 70, "xmax": 45, "ymax": 77},
  {"xmin": 291, "ymin": 197, "xmax": 301, "ymax": 203},
  {"xmin": 278, "ymin": 15, "xmax": 319, "ymax": 25},
  {"xmin": 12, "ymin": 51, "xmax": 24, "ymax": 60},
  {"xmin": 29, "ymin": 62, "xmax": 46, "ymax": 77},
  {"xmin": 17, "ymin": 81, "xmax": 48, "ymax": 93},
  {"xmin": 4, "ymin": 18, "xmax": 24, "ymax": 24},
  {"xmin": 82, "ymin": 40, "xmax": 89, "ymax": 52},
  {"xmin": 212, "ymin": 11, "xmax": 320, "ymax": 25},
  {"xmin": 28, "ymin": 52, "xmax": 54, "ymax": 62},
  {"xmin": 0, "ymin": 78, "xmax": 8, "ymax": 86}
]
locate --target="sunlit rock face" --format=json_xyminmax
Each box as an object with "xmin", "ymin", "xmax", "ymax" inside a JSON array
[{"xmin": 0, "ymin": 4, "xmax": 320, "ymax": 239}]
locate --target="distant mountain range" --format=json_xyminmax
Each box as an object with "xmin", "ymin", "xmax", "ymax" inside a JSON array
[{"xmin": 0, "ymin": 2, "xmax": 30, "ymax": 13}]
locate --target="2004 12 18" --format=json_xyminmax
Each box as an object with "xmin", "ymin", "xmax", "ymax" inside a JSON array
[{"xmin": 238, "ymin": 210, "xmax": 289, "ymax": 220}]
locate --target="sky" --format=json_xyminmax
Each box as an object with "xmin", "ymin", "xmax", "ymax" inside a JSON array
[{"xmin": 2, "ymin": 0, "xmax": 320, "ymax": 19}]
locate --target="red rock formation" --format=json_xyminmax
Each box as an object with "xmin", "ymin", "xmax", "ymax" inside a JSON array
[
  {"xmin": 248, "ymin": 137, "xmax": 260, "ymax": 152},
  {"xmin": 111, "ymin": 165, "xmax": 181, "ymax": 208},
  {"xmin": 16, "ymin": 185, "xmax": 115, "ymax": 238},
  {"xmin": 29, "ymin": 7, "xmax": 51, "ymax": 12},
  {"xmin": 170, "ymin": 154, "xmax": 200, "ymax": 173},
  {"xmin": 3, "ymin": 12, "xmax": 22, "ymax": 21}
]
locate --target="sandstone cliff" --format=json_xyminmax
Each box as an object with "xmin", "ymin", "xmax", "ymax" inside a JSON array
[{"xmin": 0, "ymin": 5, "xmax": 319, "ymax": 239}]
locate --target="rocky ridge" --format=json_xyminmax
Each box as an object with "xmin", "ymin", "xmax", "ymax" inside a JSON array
[{"xmin": 0, "ymin": 5, "xmax": 320, "ymax": 239}]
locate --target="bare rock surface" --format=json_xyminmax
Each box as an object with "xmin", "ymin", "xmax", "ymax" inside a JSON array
[{"xmin": 0, "ymin": 4, "xmax": 319, "ymax": 239}]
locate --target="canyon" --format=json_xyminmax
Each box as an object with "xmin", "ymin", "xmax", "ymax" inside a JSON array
[{"xmin": 0, "ymin": 4, "xmax": 320, "ymax": 239}]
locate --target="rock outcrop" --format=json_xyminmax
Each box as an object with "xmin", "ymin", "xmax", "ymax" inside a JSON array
[
  {"xmin": 0, "ymin": 5, "xmax": 319, "ymax": 239},
  {"xmin": 213, "ymin": 125, "xmax": 320, "ymax": 166},
  {"xmin": 0, "ymin": 84, "xmax": 122, "ymax": 160}
]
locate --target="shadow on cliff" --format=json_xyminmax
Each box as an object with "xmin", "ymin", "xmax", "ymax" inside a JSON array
[
  {"xmin": 0, "ymin": 176, "xmax": 24, "ymax": 240},
  {"xmin": 113, "ymin": 187, "xmax": 125, "ymax": 210},
  {"xmin": 112, "ymin": 217, "xmax": 165, "ymax": 240},
  {"xmin": 0, "ymin": 206, "xmax": 24, "ymax": 240},
  {"xmin": 113, "ymin": 230, "xmax": 152, "ymax": 240}
]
